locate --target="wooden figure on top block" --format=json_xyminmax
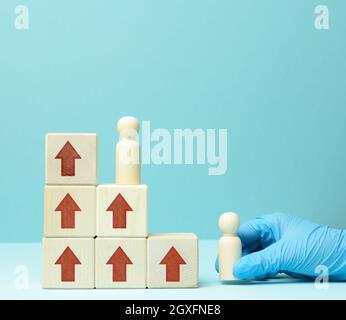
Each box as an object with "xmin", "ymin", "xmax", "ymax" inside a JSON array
[
  {"xmin": 97, "ymin": 117, "xmax": 148, "ymax": 238},
  {"xmin": 45, "ymin": 133, "xmax": 98, "ymax": 185},
  {"xmin": 218, "ymin": 212, "xmax": 242, "ymax": 281},
  {"xmin": 116, "ymin": 116, "xmax": 141, "ymax": 185}
]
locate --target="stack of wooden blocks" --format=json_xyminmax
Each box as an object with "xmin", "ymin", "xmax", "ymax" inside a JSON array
[{"xmin": 43, "ymin": 117, "xmax": 198, "ymax": 289}]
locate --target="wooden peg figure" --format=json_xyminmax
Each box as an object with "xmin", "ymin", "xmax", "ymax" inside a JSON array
[
  {"xmin": 218, "ymin": 212, "xmax": 242, "ymax": 281},
  {"xmin": 116, "ymin": 116, "xmax": 141, "ymax": 185}
]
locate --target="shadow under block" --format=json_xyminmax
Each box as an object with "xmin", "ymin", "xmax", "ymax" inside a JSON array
[
  {"xmin": 96, "ymin": 185, "xmax": 148, "ymax": 238},
  {"xmin": 46, "ymin": 133, "xmax": 98, "ymax": 185},
  {"xmin": 95, "ymin": 238, "xmax": 146, "ymax": 289},
  {"xmin": 43, "ymin": 238, "xmax": 94, "ymax": 289},
  {"xmin": 147, "ymin": 234, "xmax": 199, "ymax": 288},
  {"xmin": 44, "ymin": 186, "xmax": 96, "ymax": 238}
]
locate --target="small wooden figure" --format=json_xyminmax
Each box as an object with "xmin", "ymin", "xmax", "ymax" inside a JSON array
[
  {"xmin": 218, "ymin": 212, "xmax": 242, "ymax": 281},
  {"xmin": 116, "ymin": 116, "xmax": 141, "ymax": 185}
]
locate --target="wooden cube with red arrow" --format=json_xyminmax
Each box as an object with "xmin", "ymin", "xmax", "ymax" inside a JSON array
[
  {"xmin": 44, "ymin": 186, "xmax": 96, "ymax": 237},
  {"xmin": 95, "ymin": 238, "xmax": 146, "ymax": 288},
  {"xmin": 45, "ymin": 133, "xmax": 98, "ymax": 185},
  {"xmin": 147, "ymin": 234, "xmax": 198, "ymax": 288},
  {"xmin": 43, "ymin": 238, "xmax": 95, "ymax": 289},
  {"xmin": 96, "ymin": 185, "xmax": 148, "ymax": 238}
]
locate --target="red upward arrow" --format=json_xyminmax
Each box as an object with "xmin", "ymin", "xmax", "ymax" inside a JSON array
[
  {"xmin": 55, "ymin": 193, "xmax": 81, "ymax": 229},
  {"xmin": 55, "ymin": 246, "xmax": 81, "ymax": 282},
  {"xmin": 55, "ymin": 141, "xmax": 81, "ymax": 176},
  {"xmin": 160, "ymin": 247, "xmax": 186, "ymax": 282},
  {"xmin": 106, "ymin": 194, "xmax": 133, "ymax": 229},
  {"xmin": 107, "ymin": 247, "xmax": 133, "ymax": 282}
]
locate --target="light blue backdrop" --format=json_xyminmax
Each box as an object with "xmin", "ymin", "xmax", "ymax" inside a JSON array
[{"xmin": 0, "ymin": 1, "xmax": 345, "ymax": 242}]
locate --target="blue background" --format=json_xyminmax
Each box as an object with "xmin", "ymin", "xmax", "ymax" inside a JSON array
[{"xmin": 0, "ymin": 1, "xmax": 345, "ymax": 242}]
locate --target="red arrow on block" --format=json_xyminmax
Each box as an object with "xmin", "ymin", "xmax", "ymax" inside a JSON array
[
  {"xmin": 55, "ymin": 193, "xmax": 81, "ymax": 229},
  {"xmin": 107, "ymin": 194, "xmax": 133, "ymax": 229},
  {"xmin": 107, "ymin": 247, "xmax": 133, "ymax": 282},
  {"xmin": 160, "ymin": 247, "xmax": 186, "ymax": 282},
  {"xmin": 55, "ymin": 141, "xmax": 81, "ymax": 177},
  {"xmin": 55, "ymin": 246, "xmax": 81, "ymax": 282}
]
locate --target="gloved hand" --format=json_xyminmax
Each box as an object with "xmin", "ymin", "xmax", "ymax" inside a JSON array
[{"xmin": 216, "ymin": 213, "xmax": 346, "ymax": 281}]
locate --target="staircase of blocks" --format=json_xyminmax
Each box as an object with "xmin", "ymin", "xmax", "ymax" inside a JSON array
[{"xmin": 43, "ymin": 116, "xmax": 199, "ymax": 289}]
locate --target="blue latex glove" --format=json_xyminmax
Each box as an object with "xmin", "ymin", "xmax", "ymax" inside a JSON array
[{"xmin": 216, "ymin": 213, "xmax": 346, "ymax": 281}]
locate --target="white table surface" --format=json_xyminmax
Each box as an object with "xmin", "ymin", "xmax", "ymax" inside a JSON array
[{"xmin": 0, "ymin": 241, "xmax": 344, "ymax": 300}]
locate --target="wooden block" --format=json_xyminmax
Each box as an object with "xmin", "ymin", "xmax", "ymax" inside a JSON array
[
  {"xmin": 147, "ymin": 234, "xmax": 198, "ymax": 288},
  {"xmin": 43, "ymin": 238, "xmax": 94, "ymax": 289},
  {"xmin": 44, "ymin": 186, "xmax": 96, "ymax": 238},
  {"xmin": 46, "ymin": 133, "xmax": 97, "ymax": 185},
  {"xmin": 96, "ymin": 184, "xmax": 148, "ymax": 237},
  {"xmin": 95, "ymin": 238, "xmax": 146, "ymax": 289}
]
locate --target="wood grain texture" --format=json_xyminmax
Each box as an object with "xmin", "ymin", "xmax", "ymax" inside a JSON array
[
  {"xmin": 96, "ymin": 184, "xmax": 148, "ymax": 238},
  {"xmin": 43, "ymin": 238, "xmax": 94, "ymax": 289},
  {"xmin": 95, "ymin": 238, "xmax": 146, "ymax": 289},
  {"xmin": 44, "ymin": 186, "xmax": 96, "ymax": 238},
  {"xmin": 45, "ymin": 133, "xmax": 97, "ymax": 185},
  {"xmin": 147, "ymin": 234, "xmax": 199, "ymax": 288}
]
